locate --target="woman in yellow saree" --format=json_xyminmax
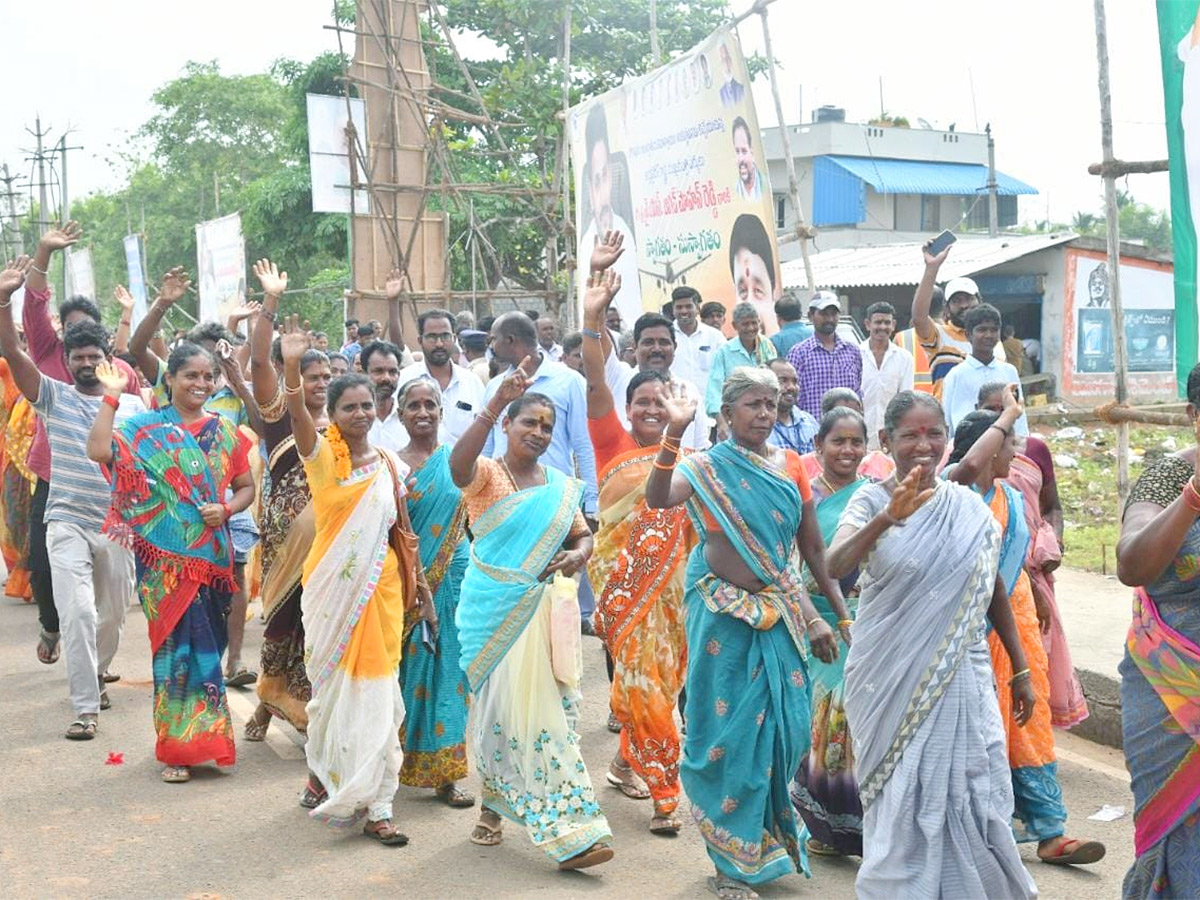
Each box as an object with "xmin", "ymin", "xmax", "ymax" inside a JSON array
[{"xmin": 280, "ymin": 319, "xmax": 433, "ymax": 846}]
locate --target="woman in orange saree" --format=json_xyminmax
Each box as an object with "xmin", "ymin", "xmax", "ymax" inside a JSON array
[
  {"xmin": 581, "ymin": 267, "xmax": 695, "ymax": 834},
  {"xmin": 0, "ymin": 358, "xmax": 35, "ymax": 600}
]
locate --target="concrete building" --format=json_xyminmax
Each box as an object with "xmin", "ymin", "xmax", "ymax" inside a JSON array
[
  {"xmin": 760, "ymin": 113, "xmax": 1038, "ymax": 253},
  {"xmin": 781, "ymin": 234, "xmax": 1176, "ymax": 406}
]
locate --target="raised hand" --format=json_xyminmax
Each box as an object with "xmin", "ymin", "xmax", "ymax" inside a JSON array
[
  {"xmin": 39, "ymin": 221, "xmax": 82, "ymax": 252},
  {"xmin": 1001, "ymin": 382, "xmax": 1024, "ymax": 419},
  {"xmin": 493, "ymin": 356, "xmax": 532, "ymax": 407},
  {"xmin": 661, "ymin": 381, "xmax": 697, "ymax": 433},
  {"xmin": 590, "ymin": 230, "xmax": 625, "ymax": 273},
  {"xmin": 114, "ymin": 285, "xmax": 136, "ymax": 312},
  {"xmin": 384, "ymin": 266, "xmax": 405, "ymax": 301},
  {"xmin": 94, "ymin": 360, "xmax": 129, "ymax": 396},
  {"xmin": 583, "ymin": 268, "xmax": 620, "ymax": 322},
  {"xmin": 228, "ymin": 300, "xmax": 261, "ymax": 323},
  {"xmin": 252, "ymin": 258, "xmax": 288, "ymax": 297},
  {"xmin": 886, "ymin": 466, "xmax": 936, "ymax": 523},
  {"xmin": 0, "ymin": 256, "xmax": 31, "ymax": 296},
  {"xmin": 157, "ymin": 267, "xmax": 191, "ymax": 305},
  {"xmin": 922, "ymin": 236, "xmax": 951, "ymax": 268},
  {"xmin": 279, "ymin": 314, "xmax": 311, "ymax": 365}
]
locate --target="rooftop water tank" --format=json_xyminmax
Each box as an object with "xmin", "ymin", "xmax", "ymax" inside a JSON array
[{"xmin": 814, "ymin": 105, "xmax": 846, "ymax": 124}]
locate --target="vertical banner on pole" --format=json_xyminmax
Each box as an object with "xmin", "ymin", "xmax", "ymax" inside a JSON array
[
  {"xmin": 1158, "ymin": 1, "xmax": 1200, "ymax": 393},
  {"xmin": 195, "ymin": 212, "xmax": 246, "ymax": 324},
  {"xmin": 123, "ymin": 234, "xmax": 149, "ymax": 326},
  {"xmin": 567, "ymin": 26, "xmax": 782, "ymax": 334},
  {"xmin": 65, "ymin": 246, "xmax": 95, "ymax": 301}
]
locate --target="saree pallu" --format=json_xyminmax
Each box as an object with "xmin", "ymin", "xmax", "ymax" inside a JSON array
[
  {"xmin": 256, "ymin": 434, "xmax": 316, "ymax": 731},
  {"xmin": 588, "ymin": 443, "xmax": 693, "ymax": 813},
  {"xmin": 841, "ymin": 481, "xmax": 1035, "ymax": 899},
  {"xmin": 984, "ymin": 481, "xmax": 1066, "ymax": 843},
  {"xmin": 2, "ymin": 395, "xmax": 35, "ymax": 599},
  {"xmin": 399, "ymin": 446, "xmax": 470, "ymax": 787},
  {"xmin": 106, "ymin": 409, "xmax": 243, "ymax": 767},
  {"xmin": 457, "ymin": 468, "xmax": 611, "ymax": 862},
  {"xmin": 301, "ymin": 440, "xmax": 407, "ymax": 826},
  {"xmin": 678, "ymin": 441, "xmax": 811, "ymax": 886},
  {"xmin": 791, "ymin": 477, "xmax": 866, "ymax": 856},
  {"xmin": 1008, "ymin": 452, "xmax": 1089, "ymax": 727}
]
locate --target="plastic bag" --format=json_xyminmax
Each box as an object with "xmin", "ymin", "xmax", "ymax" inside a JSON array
[{"xmin": 549, "ymin": 573, "xmax": 582, "ymax": 688}]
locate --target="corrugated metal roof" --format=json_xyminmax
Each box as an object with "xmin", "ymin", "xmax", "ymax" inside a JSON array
[
  {"xmin": 781, "ymin": 233, "xmax": 1078, "ymax": 289},
  {"xmin": 822, "ymin": 155, "xmax": 1038, "ymax": 196}
]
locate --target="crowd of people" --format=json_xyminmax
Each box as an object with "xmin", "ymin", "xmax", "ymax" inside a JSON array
[{"xmin": 1, "ymin": 222, "xmax": 1195, "ymax": 899}]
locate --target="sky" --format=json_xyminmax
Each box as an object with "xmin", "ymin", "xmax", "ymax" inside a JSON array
[{"xmin": 0, "ymin": 0, "xmax": 1171, "ymax": 230}]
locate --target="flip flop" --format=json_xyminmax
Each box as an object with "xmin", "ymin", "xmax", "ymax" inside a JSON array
[
  {"xmin": 102, "ymin": 671, "xmax": 120, "ymax": 683},
  {"xmin": 65, "ymin": 719, "xmax": 97, "ymax": 741},
  {"xmin": 226, "ymin": 667, "xmax": 258, "ymax": 688},
  {"xmin": 363, "ymin": 820, "xmax": 409, "ymax": 846},
  {"xmin": 606, "ymin": 767, "xmax": 651, "ymax": 800},
  {"xmin": 806, "ymin": 837, "xmax": 843, "ymax": 857},
  {"xmin": 162, "ymin": 766, "xmax": 191, "ymax": 783},
  {"xmin": 99, "ymin": 690, "xmax": 111, "ymax": 711},
  {"xmin": 300, "ymin": 780, "xmax": 327, "ymax": 809},
  {"xmin": 1039, "ymin": 837, "xmax": 1106, "ymax": 865},
  {"xmin": 649, "ymin": 813, "xmax": 682, "ymax": 835},
  {"xmin": 244, "ymin": 716, "xmax": 270, "ymax": 742},
  {"xmin": 469, "ymin": 817, "xmax": 503, "ymax": 847},
  {"xmin": 558, "ymin": 842, "xmax": 614, "ymax": 870},
  {"xmin": 435, "ymin": 784, "xmax": 476, "ymax": 808},
  {"xmin": 606, "ymin": 711, "xmax": 622, "ymax": 733},
  {"xmin": 37, "ymin": 630, "xmax": 60, "ymax": 665},
  {"xmin": 707, "ymin": 875, "xmax": 759, "ymax": 900}
]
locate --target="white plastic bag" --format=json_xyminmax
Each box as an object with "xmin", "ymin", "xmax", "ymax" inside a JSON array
[{"xmin": 549, "ymin": 573, "xmax": 582, "ymax": 688}]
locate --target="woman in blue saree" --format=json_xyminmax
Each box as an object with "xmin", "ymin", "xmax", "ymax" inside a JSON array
[
  {"xmin": 1117, "ymin": 363, "xmax": 1200, "ymax": 898},
  {"xmin": 395, "ymin": 377, "xmax": 473, "ymax": 807},
  {"xmin": 449, "ymin": 364, "xmax": 613, "ymax": 872},
  {"xmin": 646, "ymin": 367, "xmax": 849, "ymax": 900}
]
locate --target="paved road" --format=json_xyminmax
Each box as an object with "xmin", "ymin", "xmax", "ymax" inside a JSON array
[{"xmin": 2, "ymin": 594, "xmax": 1135, "ymax": 899}]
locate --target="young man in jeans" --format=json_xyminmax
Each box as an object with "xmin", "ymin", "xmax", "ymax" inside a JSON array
[{"xmin": 0, "ymin": 257, "xmax": 146, "ymax": 739}]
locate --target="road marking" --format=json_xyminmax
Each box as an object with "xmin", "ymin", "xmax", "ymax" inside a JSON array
[
  {"xmin": 1055, "ymin": 744, "xmax": 1130, "ymax": 784},
  {"xmin": 226, "ymin": 690, "xmax": 307, "ymax": 760}
]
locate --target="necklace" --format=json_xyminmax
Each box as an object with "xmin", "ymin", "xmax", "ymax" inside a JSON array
[
  {"xmin": 817, "ymin": 472, "xmax": 853, "ymax": 496},
  {"xmin": 499, "ymin": 456, "xmax": 544, "ymax": 491}
]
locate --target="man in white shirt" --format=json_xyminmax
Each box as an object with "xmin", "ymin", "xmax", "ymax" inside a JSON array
[
  {"xmin": 536, "ymin": 315, "xmax": 564, "ymax": 362},
  {"xmin": 602, "ymin": 311, "xmax": 711, "ymax": 450},
  {"xmin": 670, "ymin": 286, "xmax": 725, "ymax": 393},
  {"xmin": 395, "ymin": 308, "xmax": 486, "ymax": 449},
  {"xmin": 362, "ymin": 340, "xmax": 408, "ymax": 451},
  {"xmin": 858, "ymin": 301, "xmax": 914, "ymax": 449}
]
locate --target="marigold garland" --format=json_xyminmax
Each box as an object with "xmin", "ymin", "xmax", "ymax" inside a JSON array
[{"xmin": 326, "ymin": 423, "xmax": 352, "ymax": 481}]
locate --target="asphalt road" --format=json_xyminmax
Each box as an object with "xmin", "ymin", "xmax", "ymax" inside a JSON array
[{"xmin": 2, "ymin": 594, "xmax": 1136, "ymax": 899}]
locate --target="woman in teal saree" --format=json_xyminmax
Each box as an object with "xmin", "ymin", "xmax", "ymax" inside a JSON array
[
  {"xmin": 395, "ymin": 377, "xmax": 472, "ymax": 806},
  {"xmin": 646, "ymin": 367, "xmax": 848, "ymax": 900},
  {"xmin": 449, "ymin": 367, "xmax": 612, "ymax": 871}
]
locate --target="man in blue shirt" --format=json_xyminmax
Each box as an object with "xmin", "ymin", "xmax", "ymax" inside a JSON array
[
  {"xmin": 766, "ymin": 358, "xmax": 819, "ymax": 454},
  {"xmin": 770, "ymin": 293, "xmax": 813, "ymax": 358}
]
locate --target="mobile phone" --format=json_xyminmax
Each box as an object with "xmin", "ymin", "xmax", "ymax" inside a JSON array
[
  {"xmin": 420, "ymin": 619, "xmax": 437, "ymax": 655},
  {"xmin": 927, "ymin": 229, "xmax": 957, "ymax": 256}
]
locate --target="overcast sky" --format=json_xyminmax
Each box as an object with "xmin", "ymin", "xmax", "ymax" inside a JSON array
[{"xmin": 0, "ymin": 0, "xmax": 1170, "ymax": 231}]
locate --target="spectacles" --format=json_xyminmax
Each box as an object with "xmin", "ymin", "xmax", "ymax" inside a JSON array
[{"xmin": 422, "ymin": 332, "xmax": 455, "ymax": 344}]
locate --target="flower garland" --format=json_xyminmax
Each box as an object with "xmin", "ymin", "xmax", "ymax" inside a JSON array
[{"xmin": 326, "ymin": 423, "xmax": 352, "ymax": 481}]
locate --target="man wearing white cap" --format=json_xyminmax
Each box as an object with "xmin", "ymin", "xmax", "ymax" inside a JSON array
[
  {"xmin": 909, "ymin": 240, "xmax": 1005, "ymax": 394},
  {"xmin": 786, "ymin": 290, "xmax": 862, "ymax": 418}
]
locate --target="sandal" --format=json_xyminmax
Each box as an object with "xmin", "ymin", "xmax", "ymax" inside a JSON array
[
  {"xmin": 65, "ymin": 718, "xmax": 97, "ymax": 741},
  {"xmin": 37, "ymin": 630, "xmax": 60, "ymax": 665},
  {"xmin": 707, "ymin": 875, "xmax": 759, "ymax": 900},
  {"xmin": 363, "ymin": 819, "xmax": 409, "ymax": 846},
  {"xmin": 606, "ymin": 764, "xmax": 650, "ymax": 800},
  {"xmin": 649, "ymin": 811, "xmax": 682, "ymax": 835},
  {"xmin": 99, "ymin": 690, "xmax": 111, "ymax": 711},
  {"xmin": 244, "ymin": 716, "xmax": 269, "ymax": 742},
  {"xmin": 300, "ymin": 778, "xmax": 327, "ymax": 810},
  {"xmin": 161, "ymin": 765, "xmax": 191, "ymax": 783},
  {"xmin": 558, "ymin": 841, "xmax": 614, "ymax": 870},
  {"xmin": 226, "ymin": 666, "xmax": 258, "ymax": 688},
  {"xmin": 435, "ymin": 784, "xmax": 476, "ymax": 808},
  {"xmin": 1039, "ymin": 836, "xmax": 1106, "ymax": 865},
  {"xmin": 102, "ymin": 671, "xmax": 120, "ymax": 683},
  {"xmin": 806, "ymin": 837, "xmax": 843, "ymax": 857},
  {"xmin": 469, "ymin": 814, "xmax": 503, "ymax": 847},
  {"xmin": 606, "ymin": 711, "xmax": 622, "ymax": 734}
]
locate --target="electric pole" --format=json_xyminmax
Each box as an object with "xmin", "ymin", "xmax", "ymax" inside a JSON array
[
  {"xmin": 986, "ymin": 123, "xmax": 999, "ymax": 237},
  {"xmin": 0, "ymin": 164, "xmax": 22, "ymax": 259}
]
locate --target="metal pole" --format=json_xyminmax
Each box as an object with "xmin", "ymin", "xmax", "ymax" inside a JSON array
[
  {"xmin": 986, "ymin": 124, "xmax": 998, "ymax": 237},
  {"xmin": 1093, "ymin": 0, "xmax": 1131, "ymax": 504},
  {"xmin": 759, "ymin": 5, "xmax": 815, "ymax": 292},
  {"xmin": 34, "ymin": 116, "xmax": 48, "ymax": 234},
  {"xmin": 59, "ymin": 135, "xmax": 70, "ymax": 296},
  {"xmin": 561, "ymin": 0, "xmax": 575, "ymax": 326}
]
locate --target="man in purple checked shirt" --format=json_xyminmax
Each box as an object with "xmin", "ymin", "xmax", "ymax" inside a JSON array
[{"xmin": 786, "ymin": 291, "xmax": 862, "ymax": 418}]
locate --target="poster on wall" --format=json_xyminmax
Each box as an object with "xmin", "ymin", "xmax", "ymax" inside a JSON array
[
  {"xmin": 123, "ymin": 234, "xmax": 149, "ymax": 326},
  {"xmin": 1158, "ymin": 1, "xmax": 1200, "ymax": 392},
  {"xmin": 567, "ymin": 27, "xmax": 781, "ymax": 332},
  {"xmin": 195, "ymin": 212, "xmax": 246, "ymax": 323}
]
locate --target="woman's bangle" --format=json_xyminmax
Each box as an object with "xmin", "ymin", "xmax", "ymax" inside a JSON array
[
  {"xmin": 1009, "ymin": 667, "xmax": 1031, "ymax": 684},
  {"xmin": 102, "ymin": 394, "xmax": 120, "ymax": 410},
  {"xmin": 581, "ymin": 328, "xmax": 602, "ymax": 340},
  {"xmin": 477, "ymin": 408, "xmax": 498, "ymax": 426},
  {"xmin": 1184, "ymin": 479, "xmax": 1200, "ymax": 513},
  {"xmin": 261, "ymin": 309, "xmax": 277, "ymax": 323},
  {"xmin": 221, "ymin": 502, "xmax": 233, "ymax": 520},
  {"xmin": 283, "ymin": 380, "xmax": 303, "ymax": 395},
  {"xmin": 806, "ymin": 616, "xmax": 826, "ymax": 631},
  {"xmin": 836, "ymin": 619, "xmax": 853, "ymax": 628},
  {"xmin": 28, "ymin": 262, "xmax": 48, "ymax": 275},
  {"xmin": 652, "ymin": 458, "xmax": 676, "ymax": 471},
  {"xmin": 989, "ymin": 423, "xmax": 1010, "ymax": 437}
]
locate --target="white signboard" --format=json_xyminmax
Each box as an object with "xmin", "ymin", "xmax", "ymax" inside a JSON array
[
  {"xmin": 66, "ymin": 245, "xmax": 95, "ymax": 300},
  {"xmin": 123, "ymin": 234, "xmax": 149, "ymax": 326},
  {"xmin": 195, "ymin": 212, "xmax": 246, "ymax": 323},
  {"xmin": 307, "ymin": 93, "xmax": 370, "ymax": 214}
]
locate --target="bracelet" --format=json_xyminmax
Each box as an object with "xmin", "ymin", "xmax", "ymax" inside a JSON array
[
  {"xmin": 261, "ymin": 309, "xmax": 277, "ymax": 323},
  {"xmin": 806, "ymin": 616, "xmax": 825, "ymax": 630},
  {"xmin": 102, "ymin": 394, "xmax": 120, "ymax": 410},
  {"xmin": 581, "ymin": 328, "xmax": 603, "ymax": 340},
  {"xmin": 652, "ymin": 458, "xmax": 676, "ymax": 471},
  {"xmin": 221, "ymin": 502, "xmax": 233, "ymax": 520},
  {"xmin": 836, "ymin": 619, "xmax": 853, "ymax": 628},
  {"xmin": 989, "ymin": 424, "xmax": 1010, "ymax": 437},
  {"xmin": 661, "ymin": 435, "xmax": 682, "ymax": 448},
  {"xmin": 477, "ymin": 408, "xmax": 498, "ymax": 425},
  {"xmin": 119, "ymin": 318, "xmax": 132, "ymax": 326},
  {"xmin": 659, "ymin": 441, "xmax": 680, "ymax": 456},
  {"xmin": 283, "ymin": 380, "xmax": 303, "ymax": 395},
  {"xmin": 1009, "ymin": 667, "xmax": 1031, "ymax": 684},
  {"xmin": 1184, "ymin": 479, "xmax": 1200, "ymax": 513},
  {"xmin": 0, "ymin": 297, "xmax": 10, "ymax": 310},
  {"xmin": 28, "ymin": 262, "xmax": 48, "ymax": 275}
]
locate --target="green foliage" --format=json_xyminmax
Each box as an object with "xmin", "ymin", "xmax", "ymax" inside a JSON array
[{"xmin": 1068, "ymin": 193, "xmax": 1172, "ymax": 254}]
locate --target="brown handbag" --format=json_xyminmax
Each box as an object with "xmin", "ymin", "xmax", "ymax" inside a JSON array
[{"xmin": 380, "ymin": 450, "xmax": 426, "ymax": 636}]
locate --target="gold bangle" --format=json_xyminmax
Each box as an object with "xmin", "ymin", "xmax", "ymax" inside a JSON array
[
  {"xmin": 1009, "ymin": 667, "xmax": 1031, "ymax": 684},
  {"xmin": 284, "ymin": 380, "xmax": 303, "ymax": 395},
  {"xmin": 652, "ymin": 458, "xmax": 676, "ymax": 471},
  {"xmin": 836, "ymin": 619, "xmax": 853, "ymax": 628},
  {"xmin": 806, "ymin": 616, "xmax": 825, "ymax": 630}
]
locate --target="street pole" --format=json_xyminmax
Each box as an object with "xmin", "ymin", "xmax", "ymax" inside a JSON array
[
  {"xmin": 986, "ymin": 124, "xmax": 998, "ymax": 237},
  {"xmin": 59, "ymin": 135, "xmax": 70, "ymax": 296},
  {"xmin": 1093, "ymin": 0, "xmax": 1131, "ymax": 505},
  {"xmin": 33, "ymin": 116, "xmax": 49, "ymax": 234},
  {"xmin": 649, "ymin": 0, "xmax": 661, "ymax": 66}
]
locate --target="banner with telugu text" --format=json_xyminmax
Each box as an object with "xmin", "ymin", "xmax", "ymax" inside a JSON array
[
  {"xmin": 195, "ymin": 212, "xmax": 246, "ymax": 324},
  {"xmin": 1158, "ymin": 0, "xmax": 1200, "ymax": 393},
  {"xmin": 568, "ymin": 26, "xmax": 782, "ymax": 333}
]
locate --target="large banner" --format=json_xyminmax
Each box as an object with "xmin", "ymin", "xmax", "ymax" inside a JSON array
[
  {"xmin": 306, "ymin": 93, "xmax": 371, "ymax": 215},
  {"xmin": 65, "ymin": 246, "xmax": 95, "ymax": 301},
  {"xmin": 195, "ymin": 212, "xmax": 246, "ymax": 323},
  {"xmin": 568, "ymin": 27, "xmax": 782, "ymax": 332},
  {"xmin": 1158, "ymin": 2, "xmax": 1200, "ymax": 393},
  {"xmin": 123, "ymin": 234, "xmax": 149, "ymax": 326}
]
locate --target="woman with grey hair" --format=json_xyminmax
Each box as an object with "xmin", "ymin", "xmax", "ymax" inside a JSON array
[
  {"xmin": 646, "ymin": 364, "xmax": 849, "ymax": 899},
  {"xmin": 705, "ymin": 304, "xmax": 778, "ymax": 442},
  {"xmin": 394, "ymin": 376, "xmax": 474, "ymax": 808}
]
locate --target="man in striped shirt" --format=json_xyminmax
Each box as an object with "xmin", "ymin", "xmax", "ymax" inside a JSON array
[{"xmin": 0, "ymin": 258, "xmax": 146, "ymax": 740}]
